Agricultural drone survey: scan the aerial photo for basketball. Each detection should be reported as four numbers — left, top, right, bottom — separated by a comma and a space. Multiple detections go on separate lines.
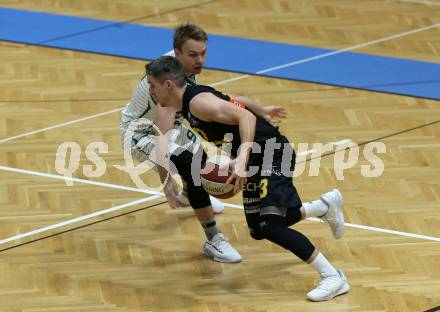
201, 155, 235, 199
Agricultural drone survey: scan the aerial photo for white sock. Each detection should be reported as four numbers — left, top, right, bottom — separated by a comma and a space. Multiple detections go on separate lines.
303, 199, 328, 218
310, 252, 338, 277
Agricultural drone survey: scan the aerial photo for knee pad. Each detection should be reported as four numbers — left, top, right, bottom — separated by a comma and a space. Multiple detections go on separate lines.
249, 218, 276, 240
260, 205, 287, 218
249, 227, 265, 240
249, 214, 286, 240
260, 215, 286, 236
260, 215, 316, 261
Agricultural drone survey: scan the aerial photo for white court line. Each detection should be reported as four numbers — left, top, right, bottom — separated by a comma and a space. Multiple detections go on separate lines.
0, 164, 244, 210
226, 203, 440, 242
212, 23, 440, 87
344, 222, 440, 242
0, 107, 124, 144
0, 164, 243, 245
1, 23, 439, 144
0, 195, 162, 245
400, 0, 440, 5
0, 165, 161, 195
1, 163, 439, 243
2, 23, 439, 245
307, 218, 440, 242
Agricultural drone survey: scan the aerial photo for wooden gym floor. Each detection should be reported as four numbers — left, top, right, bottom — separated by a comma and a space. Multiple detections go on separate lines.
0, 1, 439, 311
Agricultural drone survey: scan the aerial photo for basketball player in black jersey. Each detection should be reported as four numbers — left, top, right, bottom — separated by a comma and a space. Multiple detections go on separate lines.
148, 56, 350, 301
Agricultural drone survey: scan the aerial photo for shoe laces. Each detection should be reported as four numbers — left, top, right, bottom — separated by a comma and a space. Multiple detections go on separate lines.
320, 202, 337, 224
323, 213, 338, 225
313, 275, 340, 292
211, 233, 230, 249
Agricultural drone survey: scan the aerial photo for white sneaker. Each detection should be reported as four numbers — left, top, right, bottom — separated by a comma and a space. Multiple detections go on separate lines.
320, 189, 345, 239
203, 233, 242, 263
176, 192, 224, 214
307, 270, 350, 301
209, 196, 224, 214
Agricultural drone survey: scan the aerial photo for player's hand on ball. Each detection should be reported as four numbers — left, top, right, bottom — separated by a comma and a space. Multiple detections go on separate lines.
226, 158, 247, 194
263, 106, 287, 125
164, 176, 180, 209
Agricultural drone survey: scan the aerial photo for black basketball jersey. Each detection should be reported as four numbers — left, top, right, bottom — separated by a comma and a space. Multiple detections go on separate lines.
181, 84, 282, 157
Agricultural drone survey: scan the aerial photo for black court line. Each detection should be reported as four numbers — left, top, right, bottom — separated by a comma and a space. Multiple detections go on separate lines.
36, 0, 219, 45
204, 68, 440, 102
351, 120, 440, 147
300, 119, 440, 164
246, 79, 440, 96
2, 79, 440, 103
0, 123, 439, 254
1, 40, 438, 101
2, 40, 439, 101
1, 120, 438, 253
425, 306, 440, 312
236, 74, 440, 101
0, 200, 167, 253
0, 98, 130, 103
0, 1, 437, 102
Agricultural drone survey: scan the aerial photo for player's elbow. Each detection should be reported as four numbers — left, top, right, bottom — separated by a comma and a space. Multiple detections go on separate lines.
240, 109, 255, 121
245, 110, 256, 125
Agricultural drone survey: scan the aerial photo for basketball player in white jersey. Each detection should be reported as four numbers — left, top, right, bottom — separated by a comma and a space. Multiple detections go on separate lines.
120, 24, 290, 263
120, 24, 246, 263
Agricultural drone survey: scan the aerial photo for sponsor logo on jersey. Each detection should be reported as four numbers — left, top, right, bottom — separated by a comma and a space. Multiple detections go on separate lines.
229, 98, 246, 108
243, 197, 260, 204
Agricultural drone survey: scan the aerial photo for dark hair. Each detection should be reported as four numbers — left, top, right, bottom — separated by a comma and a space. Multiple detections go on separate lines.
145, 56, 186, 87
173, 23, 208, 50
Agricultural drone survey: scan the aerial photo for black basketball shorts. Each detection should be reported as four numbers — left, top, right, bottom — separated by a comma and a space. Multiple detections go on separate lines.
242, 135, 302, 217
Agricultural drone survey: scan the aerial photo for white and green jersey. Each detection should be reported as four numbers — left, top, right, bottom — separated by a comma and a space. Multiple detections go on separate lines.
119, 70, 199, 160
119, 73, 161, 137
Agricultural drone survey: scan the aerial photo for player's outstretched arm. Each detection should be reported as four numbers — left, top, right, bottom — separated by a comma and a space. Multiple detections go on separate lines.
230, 94, 287, 125
154, 105, 181, 208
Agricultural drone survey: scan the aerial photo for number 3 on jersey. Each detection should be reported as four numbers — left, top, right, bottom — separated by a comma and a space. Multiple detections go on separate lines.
259, 178, 268, 198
